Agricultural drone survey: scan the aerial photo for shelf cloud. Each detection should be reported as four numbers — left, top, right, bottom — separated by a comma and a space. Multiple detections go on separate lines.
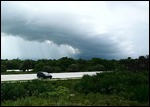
1, 1, 149, 59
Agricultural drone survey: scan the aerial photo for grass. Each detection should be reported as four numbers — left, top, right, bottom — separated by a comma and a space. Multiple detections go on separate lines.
2, 92, 145, 106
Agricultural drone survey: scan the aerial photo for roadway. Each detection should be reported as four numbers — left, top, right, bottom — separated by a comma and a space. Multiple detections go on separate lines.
1, 71, 103, 81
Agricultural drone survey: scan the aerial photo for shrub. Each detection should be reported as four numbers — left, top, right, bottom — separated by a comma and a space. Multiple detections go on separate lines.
75, 70, 149, 102
124, 85, 149, 102
1, 82, 26, 100
1, 65, 7, 72
1, 80, 55, 101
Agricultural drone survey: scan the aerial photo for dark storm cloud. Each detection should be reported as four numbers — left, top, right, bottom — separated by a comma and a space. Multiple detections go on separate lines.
1, 12, 122, 59
1, 1, 149, 59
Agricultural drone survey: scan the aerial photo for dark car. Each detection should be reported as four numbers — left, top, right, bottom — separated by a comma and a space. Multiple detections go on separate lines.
37, 72, 52, 79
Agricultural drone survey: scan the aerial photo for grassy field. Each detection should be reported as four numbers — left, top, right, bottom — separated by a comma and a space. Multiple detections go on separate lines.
1, 70, 149, 106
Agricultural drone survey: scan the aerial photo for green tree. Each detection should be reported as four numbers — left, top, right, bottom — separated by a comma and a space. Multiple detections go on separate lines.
43, 66, 52, 73
145, 55, 149, 70
138, 56, 146, 70
57, 57, 76, 71
34, 62, 45, 71
67, 64, 79, 72
53, 66, 61, 72
19, 63, 26, 72
77, 58, 86, 71
5, 61, 14, 69
92, 64, 105, 71
1, 65, 7, 72
19, 60, 32, 72
5, 59, 22, 69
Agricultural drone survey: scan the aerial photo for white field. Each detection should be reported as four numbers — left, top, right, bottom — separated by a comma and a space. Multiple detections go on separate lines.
1, 71, 103, 81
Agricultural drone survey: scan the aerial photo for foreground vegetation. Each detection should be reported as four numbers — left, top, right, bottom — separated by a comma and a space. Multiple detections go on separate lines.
1, 70, 149, 106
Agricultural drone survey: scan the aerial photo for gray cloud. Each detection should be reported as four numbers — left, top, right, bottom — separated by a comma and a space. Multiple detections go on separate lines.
1, 1, 149, 59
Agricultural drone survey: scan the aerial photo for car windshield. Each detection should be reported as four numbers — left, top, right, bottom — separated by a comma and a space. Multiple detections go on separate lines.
42, 72, 50, 76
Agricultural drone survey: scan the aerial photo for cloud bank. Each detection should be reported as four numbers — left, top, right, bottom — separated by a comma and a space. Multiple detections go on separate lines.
1, 1, 149, 59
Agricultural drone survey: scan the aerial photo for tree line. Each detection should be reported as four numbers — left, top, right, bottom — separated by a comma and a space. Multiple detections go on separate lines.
1, 55, 149, 73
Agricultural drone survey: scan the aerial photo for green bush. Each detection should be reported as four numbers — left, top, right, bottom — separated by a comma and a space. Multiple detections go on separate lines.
1, 82, 26, 100
124, 85, 149, 102
1, 80, 55, 101
75, 70, 149, 102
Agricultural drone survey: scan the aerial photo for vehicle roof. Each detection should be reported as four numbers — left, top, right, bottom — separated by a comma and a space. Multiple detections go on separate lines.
38, 72, 51, 76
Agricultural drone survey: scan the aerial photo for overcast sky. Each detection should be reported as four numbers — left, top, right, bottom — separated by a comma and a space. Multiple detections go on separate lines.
1, 1, 149, 60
